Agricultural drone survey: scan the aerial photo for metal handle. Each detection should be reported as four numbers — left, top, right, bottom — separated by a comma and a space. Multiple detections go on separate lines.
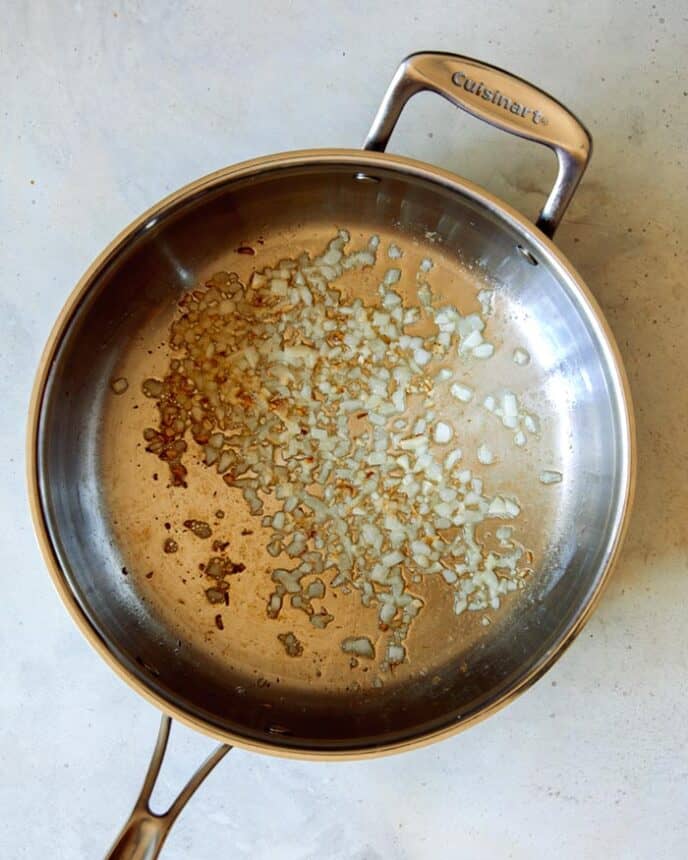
105, 715, 231, 860
364, 51, 592, 238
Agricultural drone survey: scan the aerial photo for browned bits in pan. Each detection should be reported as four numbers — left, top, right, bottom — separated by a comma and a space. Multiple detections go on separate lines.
277, 632, 303, 657
204, 556, 245, 580
204, 557, 225, 579
212, 539, 230, 552
183, 519, 212, 539
137, 233, 536, 667
163, 538, 178, 554
309, 609, 334, 629
110, 377, 129, 394
214, 614, 224, 631
205, 586, 228, 605
141, 378, 163, 399
140, 369, 196, 487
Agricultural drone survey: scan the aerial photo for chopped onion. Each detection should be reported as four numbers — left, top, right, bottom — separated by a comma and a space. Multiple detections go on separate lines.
481, 388, 541, 451
417, 283, 432, 306
523, 414, 539, 434
386, 643, 405, 664
505, 499, 520, 517
444, 448, 463, 470
472, 342, 494, 359
341, 637, 375, 659
502, 392, 518, 417
450, 382, 473, 402
110, 377, 129, 395
477, 444, 495, 465
434, 421, 453, 444
413, 347, 432, 366
513, 347, 530, 366
477, 288, 494, 316
460, 329, 483, 352
142, 229, 531, 668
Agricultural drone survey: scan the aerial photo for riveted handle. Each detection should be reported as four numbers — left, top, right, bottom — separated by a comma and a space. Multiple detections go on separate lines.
364, 51, 592, 238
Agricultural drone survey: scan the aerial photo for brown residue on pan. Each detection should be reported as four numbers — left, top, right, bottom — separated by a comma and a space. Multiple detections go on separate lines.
183, 519, 212, 539
212, 539, 230, 552
205, 585, 228, 604
278, 632, 303, 657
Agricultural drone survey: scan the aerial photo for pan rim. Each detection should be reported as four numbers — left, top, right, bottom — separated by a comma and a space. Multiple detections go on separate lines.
26, 148, 636, 759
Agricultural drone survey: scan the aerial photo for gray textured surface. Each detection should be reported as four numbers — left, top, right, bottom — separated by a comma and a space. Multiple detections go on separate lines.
2, 1, 687, 858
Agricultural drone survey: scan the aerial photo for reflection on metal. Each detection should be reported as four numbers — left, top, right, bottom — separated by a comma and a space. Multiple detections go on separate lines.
353, 172, 381, 183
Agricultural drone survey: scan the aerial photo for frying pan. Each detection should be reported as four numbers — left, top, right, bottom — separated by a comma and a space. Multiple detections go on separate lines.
28, 52, 635, 858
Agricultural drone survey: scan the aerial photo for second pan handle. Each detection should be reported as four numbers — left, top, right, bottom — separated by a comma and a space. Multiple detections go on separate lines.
363, 51, 592, 238
105, 715, 231, 860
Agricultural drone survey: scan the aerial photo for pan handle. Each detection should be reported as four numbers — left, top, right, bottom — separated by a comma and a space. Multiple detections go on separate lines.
105, 715, 231, 860
363, 51, 591, 238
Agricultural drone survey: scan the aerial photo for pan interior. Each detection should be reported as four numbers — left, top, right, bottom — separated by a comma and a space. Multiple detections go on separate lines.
36, 157, 629, 753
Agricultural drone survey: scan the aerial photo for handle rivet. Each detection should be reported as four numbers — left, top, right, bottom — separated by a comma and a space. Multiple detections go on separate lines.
517, 244, 539, 266
353, 172, 381, 184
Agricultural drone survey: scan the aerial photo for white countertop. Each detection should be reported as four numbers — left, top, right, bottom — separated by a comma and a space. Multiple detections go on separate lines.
2, 2, 687, 857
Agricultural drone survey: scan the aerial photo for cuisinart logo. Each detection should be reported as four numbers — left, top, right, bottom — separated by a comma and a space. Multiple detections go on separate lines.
452, 70, 548, 124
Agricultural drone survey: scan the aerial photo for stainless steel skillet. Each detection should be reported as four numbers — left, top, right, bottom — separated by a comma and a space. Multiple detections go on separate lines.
28, 52, 635, 858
